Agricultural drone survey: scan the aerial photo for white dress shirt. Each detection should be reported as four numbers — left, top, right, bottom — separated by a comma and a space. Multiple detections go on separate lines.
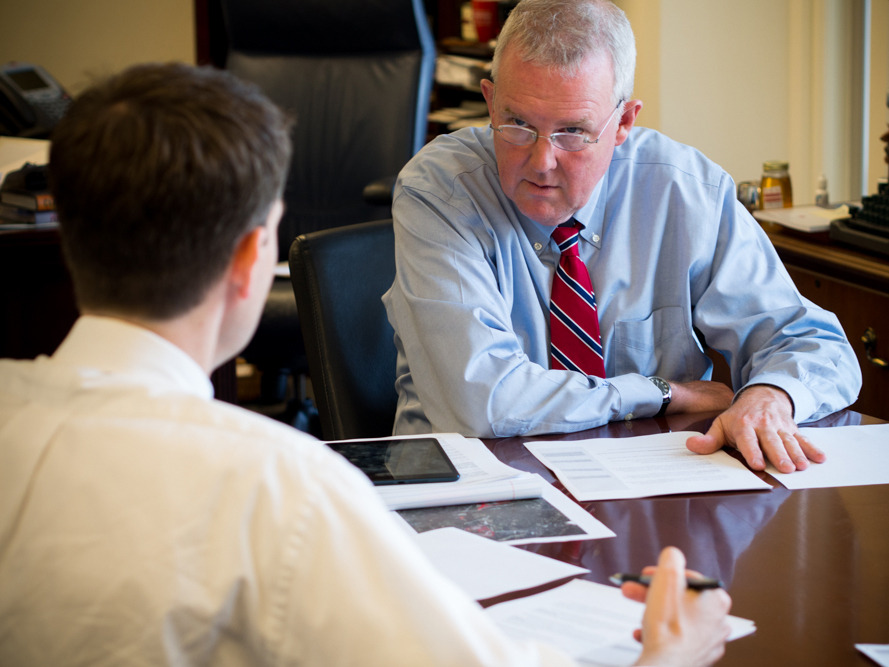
0, 316, 572, 666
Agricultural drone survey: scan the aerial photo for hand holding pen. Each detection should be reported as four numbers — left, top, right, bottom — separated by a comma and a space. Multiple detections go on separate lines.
616, 547, 733, 667
610, 572, 724, 591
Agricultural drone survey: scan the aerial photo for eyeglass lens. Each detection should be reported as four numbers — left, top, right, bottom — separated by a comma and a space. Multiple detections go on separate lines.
498, 127, 587, 151
493, 100, 623, 152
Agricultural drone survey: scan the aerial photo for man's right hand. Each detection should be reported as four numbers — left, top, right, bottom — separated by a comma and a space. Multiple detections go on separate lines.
666, 380, 734, 415
622, 547, 732, 667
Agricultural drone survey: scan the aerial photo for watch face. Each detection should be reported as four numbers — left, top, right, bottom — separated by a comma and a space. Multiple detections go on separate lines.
649, 376, 670, 397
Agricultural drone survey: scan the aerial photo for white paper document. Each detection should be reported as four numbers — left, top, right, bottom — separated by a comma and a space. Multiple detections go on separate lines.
767, 424, 889, 489
413, 527, 589, 601
486, 578, 756, 667
857, 644, 889, 666
524, 432, 770, 501
327, 433, 545, 510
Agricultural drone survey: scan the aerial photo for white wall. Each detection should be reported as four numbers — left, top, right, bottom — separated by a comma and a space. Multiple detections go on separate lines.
663, 0, 790, 187
618, 0, 889, 203
0, 1, 195, 96
620, 0, 790, 187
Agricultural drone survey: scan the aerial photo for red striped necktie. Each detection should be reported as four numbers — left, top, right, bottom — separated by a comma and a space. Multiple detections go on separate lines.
549, 222, 606, 377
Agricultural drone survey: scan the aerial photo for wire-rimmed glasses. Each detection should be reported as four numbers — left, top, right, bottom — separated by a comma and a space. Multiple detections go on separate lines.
491, 100, 624, 152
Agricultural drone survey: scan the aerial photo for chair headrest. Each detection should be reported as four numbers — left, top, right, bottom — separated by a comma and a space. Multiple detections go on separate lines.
222, 0, 430, 55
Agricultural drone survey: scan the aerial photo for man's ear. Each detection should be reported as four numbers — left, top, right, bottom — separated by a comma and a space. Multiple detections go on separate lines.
481, 78, 495, 118
614, 99, 643, 147
229, 226, 264, 300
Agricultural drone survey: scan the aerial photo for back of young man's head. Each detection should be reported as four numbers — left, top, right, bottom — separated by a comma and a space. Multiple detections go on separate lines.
49, 63, 292, 320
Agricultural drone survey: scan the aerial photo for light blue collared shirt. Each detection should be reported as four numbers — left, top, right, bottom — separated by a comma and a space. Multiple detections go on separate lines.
382, 126, 861, 437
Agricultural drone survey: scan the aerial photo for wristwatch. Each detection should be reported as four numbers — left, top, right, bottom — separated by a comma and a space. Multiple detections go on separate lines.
648, 376, 672, 418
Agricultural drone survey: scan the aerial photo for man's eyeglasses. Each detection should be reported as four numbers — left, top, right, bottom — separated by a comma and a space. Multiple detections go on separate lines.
491, 100, 624, 152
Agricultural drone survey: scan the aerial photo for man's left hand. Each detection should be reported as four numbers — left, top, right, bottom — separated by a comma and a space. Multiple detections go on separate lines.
685, 385, 826, 473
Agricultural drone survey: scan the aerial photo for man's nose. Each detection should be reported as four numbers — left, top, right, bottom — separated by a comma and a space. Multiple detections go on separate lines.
527, 135, 559, 172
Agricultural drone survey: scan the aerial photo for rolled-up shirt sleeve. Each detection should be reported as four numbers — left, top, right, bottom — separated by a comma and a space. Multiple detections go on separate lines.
692, 174, 861, 423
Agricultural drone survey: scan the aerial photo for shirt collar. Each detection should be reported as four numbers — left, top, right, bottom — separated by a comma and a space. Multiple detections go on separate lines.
52, 315, 215, 399
572, 175, 606, 242
523, 175, 607, 257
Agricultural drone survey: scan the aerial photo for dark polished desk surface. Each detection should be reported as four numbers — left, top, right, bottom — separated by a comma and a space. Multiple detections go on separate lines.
483, 410, 888, 667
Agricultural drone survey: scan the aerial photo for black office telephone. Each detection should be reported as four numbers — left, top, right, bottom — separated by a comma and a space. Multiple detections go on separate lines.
0, 62, 71, 138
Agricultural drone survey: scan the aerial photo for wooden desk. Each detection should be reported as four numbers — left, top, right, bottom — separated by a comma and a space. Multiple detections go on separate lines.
483, 410, 888, 666
760, 222, 889, 421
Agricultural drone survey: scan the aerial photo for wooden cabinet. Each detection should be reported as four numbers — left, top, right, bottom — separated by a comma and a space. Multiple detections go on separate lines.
761, 223, 889, 421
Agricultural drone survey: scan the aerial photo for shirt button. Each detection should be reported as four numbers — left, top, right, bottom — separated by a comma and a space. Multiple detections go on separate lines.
625, 413, 634, 421
592, 234, 600, 243
534, 242, 543, 251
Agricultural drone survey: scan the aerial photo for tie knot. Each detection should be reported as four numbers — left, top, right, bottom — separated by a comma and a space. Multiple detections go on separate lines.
552, 224, 580, 254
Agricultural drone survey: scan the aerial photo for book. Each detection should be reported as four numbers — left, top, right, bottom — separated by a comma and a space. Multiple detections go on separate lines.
0, 202, 58, 224
0, 189, 54, 211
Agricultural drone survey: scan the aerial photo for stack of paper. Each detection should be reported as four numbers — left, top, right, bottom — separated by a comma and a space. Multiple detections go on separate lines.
434, 54, 490, 91
413, 521, 755, 665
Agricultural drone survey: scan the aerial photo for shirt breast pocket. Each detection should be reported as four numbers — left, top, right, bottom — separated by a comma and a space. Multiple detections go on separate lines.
612, 306, 710, 380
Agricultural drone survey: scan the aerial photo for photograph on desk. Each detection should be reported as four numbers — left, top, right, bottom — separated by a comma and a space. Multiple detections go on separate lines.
398, 495, 592, 544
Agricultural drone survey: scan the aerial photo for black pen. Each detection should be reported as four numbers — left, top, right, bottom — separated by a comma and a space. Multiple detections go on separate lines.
609, 572, 724, 591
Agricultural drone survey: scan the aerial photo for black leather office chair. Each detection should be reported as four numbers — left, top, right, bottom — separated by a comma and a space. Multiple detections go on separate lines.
289, 220, 397, 441
219, 0, 434, 424
221, 0, 434, 240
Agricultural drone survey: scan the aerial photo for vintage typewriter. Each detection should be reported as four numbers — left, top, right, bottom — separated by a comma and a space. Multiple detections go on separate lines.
830, 112, 889, 257
830, 181, 889, 257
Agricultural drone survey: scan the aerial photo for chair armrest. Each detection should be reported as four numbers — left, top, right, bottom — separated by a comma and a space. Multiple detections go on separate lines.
362, 175, 397, 206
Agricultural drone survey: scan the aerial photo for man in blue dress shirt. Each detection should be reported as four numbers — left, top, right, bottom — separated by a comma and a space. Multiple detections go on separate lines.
383, 0, 861, 473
